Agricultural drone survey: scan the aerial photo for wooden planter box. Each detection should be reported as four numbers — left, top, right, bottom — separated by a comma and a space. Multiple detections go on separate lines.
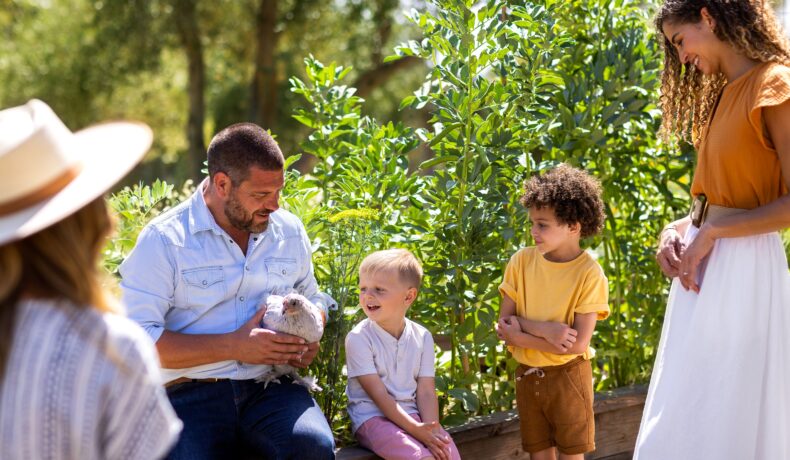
336, 385, 647, 460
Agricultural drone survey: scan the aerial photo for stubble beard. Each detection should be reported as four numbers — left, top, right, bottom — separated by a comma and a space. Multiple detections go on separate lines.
225, 193, 269, 234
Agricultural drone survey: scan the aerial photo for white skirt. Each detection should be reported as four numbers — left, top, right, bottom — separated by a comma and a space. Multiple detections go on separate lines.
634, 226, 790, 460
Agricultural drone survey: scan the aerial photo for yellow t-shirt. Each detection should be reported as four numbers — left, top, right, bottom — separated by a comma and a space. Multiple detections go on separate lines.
498, 247, 610, 367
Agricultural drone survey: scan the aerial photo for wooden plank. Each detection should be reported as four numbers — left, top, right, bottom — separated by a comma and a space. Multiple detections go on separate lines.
336, 385, 648, 460
336, 446, 378, 460
593, 385, 648, 413
591, 404, 643, 458
456, 430, 529, 459
449, 411, 527, 459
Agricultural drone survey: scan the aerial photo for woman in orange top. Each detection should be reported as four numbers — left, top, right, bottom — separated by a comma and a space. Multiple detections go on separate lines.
635, 1, 790, 459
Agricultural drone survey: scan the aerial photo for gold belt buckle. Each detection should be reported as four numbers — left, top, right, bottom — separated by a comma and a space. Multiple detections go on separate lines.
690, 194, 708, 227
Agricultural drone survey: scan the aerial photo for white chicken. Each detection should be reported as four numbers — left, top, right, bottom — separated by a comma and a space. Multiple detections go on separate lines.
254, 292, 324, 392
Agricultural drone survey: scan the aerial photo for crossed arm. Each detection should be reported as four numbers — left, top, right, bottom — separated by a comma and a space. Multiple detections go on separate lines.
496, 293, 597, 355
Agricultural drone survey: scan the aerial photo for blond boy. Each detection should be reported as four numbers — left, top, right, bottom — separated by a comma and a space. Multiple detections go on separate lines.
345, 249, 461, 460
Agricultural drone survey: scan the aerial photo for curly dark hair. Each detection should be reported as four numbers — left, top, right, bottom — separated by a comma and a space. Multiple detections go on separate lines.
655, 0, 790, 145
520, 164, 606, 238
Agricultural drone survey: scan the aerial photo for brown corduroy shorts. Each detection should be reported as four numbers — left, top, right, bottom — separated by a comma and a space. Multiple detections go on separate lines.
514, 356, 595, 455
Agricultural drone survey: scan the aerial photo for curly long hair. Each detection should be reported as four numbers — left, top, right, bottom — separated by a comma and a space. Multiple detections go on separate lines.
655, 0, 790, 145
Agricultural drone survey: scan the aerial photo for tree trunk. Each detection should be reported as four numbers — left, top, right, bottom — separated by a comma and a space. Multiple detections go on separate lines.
174, 0, 206, 181
353, 56, 423, 98
354, 0, 423, 98
251, 0, 279, 130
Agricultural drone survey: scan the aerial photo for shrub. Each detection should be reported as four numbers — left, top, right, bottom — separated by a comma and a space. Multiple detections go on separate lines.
107, 0, 777, 442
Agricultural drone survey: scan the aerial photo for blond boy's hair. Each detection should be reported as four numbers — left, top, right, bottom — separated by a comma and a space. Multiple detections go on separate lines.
359, 249, 423, 289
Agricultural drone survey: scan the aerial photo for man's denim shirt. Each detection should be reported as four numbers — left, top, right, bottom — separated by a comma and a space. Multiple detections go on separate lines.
120, 181, 333, 383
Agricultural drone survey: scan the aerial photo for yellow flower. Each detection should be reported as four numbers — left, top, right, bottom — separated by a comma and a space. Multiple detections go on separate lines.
327, 208, 380, 223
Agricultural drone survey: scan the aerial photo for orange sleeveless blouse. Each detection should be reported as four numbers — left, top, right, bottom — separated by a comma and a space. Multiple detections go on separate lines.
691, 62, 790, 209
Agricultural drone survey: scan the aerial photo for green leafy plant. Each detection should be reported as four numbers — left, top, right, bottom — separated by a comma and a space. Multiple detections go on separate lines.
104, 180, 189, 276
285, 57, 424, 439
399, 0, 590, 423
102, 0, 726, 442
309, 208, 384, 444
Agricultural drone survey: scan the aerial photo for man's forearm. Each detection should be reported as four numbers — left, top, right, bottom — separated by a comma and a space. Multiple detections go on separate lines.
156, 330, 237, 369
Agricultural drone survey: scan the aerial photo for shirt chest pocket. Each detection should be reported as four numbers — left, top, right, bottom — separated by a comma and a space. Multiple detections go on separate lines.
265, 258, 298, 292
181, 267, 227, 312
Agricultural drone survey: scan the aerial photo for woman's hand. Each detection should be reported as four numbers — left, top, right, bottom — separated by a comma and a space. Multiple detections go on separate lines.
656, 226, 685, 278
678, 225, 715, 293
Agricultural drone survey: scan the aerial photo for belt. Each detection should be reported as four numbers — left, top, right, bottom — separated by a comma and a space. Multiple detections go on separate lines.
515, 356, 585, 381
164, 377, 230, 389
690, 194, 746, 228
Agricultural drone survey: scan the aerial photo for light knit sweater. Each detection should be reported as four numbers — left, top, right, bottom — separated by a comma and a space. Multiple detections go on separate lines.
0, 299, 182, 459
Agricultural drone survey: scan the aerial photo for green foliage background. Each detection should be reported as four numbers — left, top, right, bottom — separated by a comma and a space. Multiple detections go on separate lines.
98, 0, 788, 444
0, 0, 429, 181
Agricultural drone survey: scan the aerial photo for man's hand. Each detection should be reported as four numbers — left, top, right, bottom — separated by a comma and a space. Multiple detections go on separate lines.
232, 307, 309, 365
410, 421, 451, 460
537, 321, 577, 353
656, 227, 685, 278
288, 341, 319, 368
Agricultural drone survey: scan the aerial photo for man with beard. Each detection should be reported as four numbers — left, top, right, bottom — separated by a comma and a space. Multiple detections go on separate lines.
120, 123, 336, 460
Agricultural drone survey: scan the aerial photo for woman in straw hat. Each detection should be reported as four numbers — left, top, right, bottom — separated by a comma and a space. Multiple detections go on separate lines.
0, 100, 181, 459
635, 1, 790, 459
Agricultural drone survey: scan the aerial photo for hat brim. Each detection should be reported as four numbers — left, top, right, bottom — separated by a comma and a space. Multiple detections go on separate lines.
0, 121, 153, 246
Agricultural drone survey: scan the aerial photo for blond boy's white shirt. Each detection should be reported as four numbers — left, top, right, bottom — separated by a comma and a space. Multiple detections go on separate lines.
345, 318, 435, 433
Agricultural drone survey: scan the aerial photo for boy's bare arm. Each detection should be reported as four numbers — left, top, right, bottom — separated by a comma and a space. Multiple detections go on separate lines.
562, 312, 597, 355
513, 316, 578, 348
415, 377, 452, 460
497, 317, 569, 354
499, 294, 577, 352
357, 374, 451, 459
415, 377, 441, 424
499, 293, 517, 319
356, 374, 418, 431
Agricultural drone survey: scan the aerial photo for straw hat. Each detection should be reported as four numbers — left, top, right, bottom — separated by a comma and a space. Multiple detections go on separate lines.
0, 99, 152, 246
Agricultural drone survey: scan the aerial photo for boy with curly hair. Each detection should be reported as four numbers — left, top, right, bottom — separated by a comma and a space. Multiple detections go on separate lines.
496, 164, 610, 460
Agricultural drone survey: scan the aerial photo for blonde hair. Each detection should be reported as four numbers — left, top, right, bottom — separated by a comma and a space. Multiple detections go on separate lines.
359, 249, 423, 290
0, 198, 116, 380
655, 0, 790, 145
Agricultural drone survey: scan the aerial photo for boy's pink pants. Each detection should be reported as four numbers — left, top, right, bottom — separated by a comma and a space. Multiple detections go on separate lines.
355, 412, 462, 460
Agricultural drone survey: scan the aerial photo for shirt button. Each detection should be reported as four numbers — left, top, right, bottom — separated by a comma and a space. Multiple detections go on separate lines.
239, 297, 245, 302
202, 280, 208, 286
245, 266, 250, 271
281, 269, 286, 275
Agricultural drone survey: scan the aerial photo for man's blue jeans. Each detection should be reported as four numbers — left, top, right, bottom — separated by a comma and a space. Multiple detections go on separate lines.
165, 378, 335, 460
